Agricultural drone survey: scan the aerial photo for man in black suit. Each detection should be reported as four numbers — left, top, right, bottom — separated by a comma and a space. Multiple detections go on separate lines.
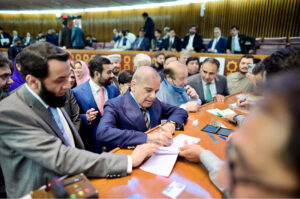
59, 20, 72, 49
226, 25, 255, 54
182, 25, 203, 52
142, 12, 155, 41
188, 58, 229, 104
132, 28, 151, 51
164, 28, 182, 52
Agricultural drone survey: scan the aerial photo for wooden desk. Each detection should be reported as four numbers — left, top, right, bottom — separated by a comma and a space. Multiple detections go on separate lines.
91, 93, 243, 198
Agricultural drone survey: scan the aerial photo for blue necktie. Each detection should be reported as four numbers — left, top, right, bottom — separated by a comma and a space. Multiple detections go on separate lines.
49, 107, 71, 146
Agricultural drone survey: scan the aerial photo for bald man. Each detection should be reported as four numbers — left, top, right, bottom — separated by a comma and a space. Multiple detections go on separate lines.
156, 61, 201, 112
96, 66, 188, 149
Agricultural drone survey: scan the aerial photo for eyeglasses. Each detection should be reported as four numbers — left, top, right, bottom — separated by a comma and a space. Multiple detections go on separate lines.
226, 142, 300, 197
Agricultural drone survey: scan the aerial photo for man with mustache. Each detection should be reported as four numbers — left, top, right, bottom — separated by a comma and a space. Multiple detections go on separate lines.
72, 56, 119, 153
0, 42, 158, 198
227, 54, 255, 94
97, 66, 188, 149
0, 55, 13, 101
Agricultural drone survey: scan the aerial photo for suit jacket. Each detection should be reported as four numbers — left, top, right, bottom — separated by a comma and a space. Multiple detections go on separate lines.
59, 27, 72, 49
182, 33, 203, 52
0, 32, 12, 48
143, 17, 155, 40
0, 85, 127, 198
63, 89, 81, 132
206, 37, 227, 53
96, 90, 188, 148
71, 27, 85, 49
225, 34, 255, 54
164, 36, 182, 52
72, 80, 119, 153
132, 37, 151, 51
188, 74, 230, 104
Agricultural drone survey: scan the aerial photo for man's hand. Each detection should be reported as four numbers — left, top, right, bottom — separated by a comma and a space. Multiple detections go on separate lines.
163, 122, 176, 134
215, 94, 225, 102
147, 131, 172, 146
224, 114, 237, 123
131, 143, 159, 167
86, 108, 98, 122
236, 97, 251, 108
186, 85, 198, 99
179, 143, 205, 163
185, 101, 201, 112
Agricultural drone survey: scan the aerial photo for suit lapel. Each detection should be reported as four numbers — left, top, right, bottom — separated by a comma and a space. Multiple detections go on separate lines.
122, 91, 147, 132
215, 76, 222, 94
197, 75, 205, 103
148, 105, 158, 129
19, 86, 69, 146
83, 82, 99, 112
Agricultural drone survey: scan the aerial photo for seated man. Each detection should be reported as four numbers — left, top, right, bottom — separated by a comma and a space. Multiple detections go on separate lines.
97, 66, 188, 148
206, 27, 227, 53
132, 28, 151, 51
157, 61, 201, 112
179, 71, 300, 197
182, 24, 203, 52
186, 56, 200, 76
0, 42, 157, 198
133, 53, 152, 68
227, 54, 255, 94
72, 57, 119, 153
188, 58, 229, 104
164, 28, 182, 52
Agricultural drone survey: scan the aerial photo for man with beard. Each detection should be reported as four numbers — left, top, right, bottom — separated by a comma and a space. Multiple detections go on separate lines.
72, 56, 119, 153
227, 55, 255, 94
0, 55, 13, 101
96, 66, 188, 149
151, 52, 164, 77
107, 54, 121, 89
182, 25, 203, 53
0, 42, 158, 198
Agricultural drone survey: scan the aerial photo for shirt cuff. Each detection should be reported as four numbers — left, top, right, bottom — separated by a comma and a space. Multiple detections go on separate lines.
127, 155, 132, 174
179, 104, 187, 111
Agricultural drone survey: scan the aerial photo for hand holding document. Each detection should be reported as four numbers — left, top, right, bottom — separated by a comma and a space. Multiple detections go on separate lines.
140, 134, 200, 177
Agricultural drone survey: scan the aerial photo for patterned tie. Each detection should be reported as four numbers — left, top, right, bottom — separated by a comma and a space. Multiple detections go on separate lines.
49, 107, 71, 146
99, 87, 106, 115
205, 83, 213, 102
141, 108, 150, 130
231, 37, 235, 53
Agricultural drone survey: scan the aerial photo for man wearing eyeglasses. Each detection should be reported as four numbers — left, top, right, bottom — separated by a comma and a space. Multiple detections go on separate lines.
0, 55, 13, 101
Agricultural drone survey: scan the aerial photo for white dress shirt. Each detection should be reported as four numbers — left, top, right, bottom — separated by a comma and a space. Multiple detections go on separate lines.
89, 79, 108, 111
186, 34, 195, 51
202, 79, 217, 100
211, 36, 221, 52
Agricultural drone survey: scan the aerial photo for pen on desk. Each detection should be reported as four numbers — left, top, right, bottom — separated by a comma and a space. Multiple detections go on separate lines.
241, 94, 249, 103
219, 135, 227, 140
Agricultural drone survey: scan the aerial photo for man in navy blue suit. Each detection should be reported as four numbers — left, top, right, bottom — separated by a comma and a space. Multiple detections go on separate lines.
206, 27, 227, 53
97, 66, 188, 149
132, 28, 151, 51
72, 57, 119, 153
142, 12, 155, 41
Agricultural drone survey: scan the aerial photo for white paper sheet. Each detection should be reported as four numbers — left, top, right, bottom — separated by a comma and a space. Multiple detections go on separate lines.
140, 134, 200, 177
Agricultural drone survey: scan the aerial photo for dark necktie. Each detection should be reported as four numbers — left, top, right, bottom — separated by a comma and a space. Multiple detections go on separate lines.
140, 108, 150, 130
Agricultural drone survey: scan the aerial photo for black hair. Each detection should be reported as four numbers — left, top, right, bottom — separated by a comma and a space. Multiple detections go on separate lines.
186, 57, 200, 66
170, 28, 176, 32
155, 29, 162, 34
118, 70, 134, 84
89, 57, 111, 78
121, 30, 127, 36
0, 54, 12, 70
165, 55, 178, 62
239, 54, 254, 62
142, 12, 148, 17
154, 52, 165, 58
190, 24, 198, 30
231, 25, 239, 30
18, 42, 69, 79
163, 67, 175, 79
202, 58, 220, 69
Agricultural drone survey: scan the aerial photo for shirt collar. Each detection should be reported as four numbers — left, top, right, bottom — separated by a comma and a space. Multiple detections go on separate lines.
130, 91, 142, 109
233, 34, 238, 39
25, 83, 49, 109
89, 78, 104, 93
202, 78, 216, 86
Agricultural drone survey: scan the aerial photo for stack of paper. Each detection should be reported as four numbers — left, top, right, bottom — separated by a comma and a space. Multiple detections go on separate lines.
140, 134, 200, 177
206, 108, 236, 117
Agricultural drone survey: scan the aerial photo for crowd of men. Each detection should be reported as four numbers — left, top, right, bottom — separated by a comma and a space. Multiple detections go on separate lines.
0, 12, 300, 199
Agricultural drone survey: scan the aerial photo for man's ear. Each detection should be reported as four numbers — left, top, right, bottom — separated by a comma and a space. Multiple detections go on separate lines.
166, 74, 173, 84
26, 75, 40, 90
131, 80, 136, 93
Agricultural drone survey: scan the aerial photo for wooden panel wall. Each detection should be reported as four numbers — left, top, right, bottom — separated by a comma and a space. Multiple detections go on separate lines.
0, 0, 299, 41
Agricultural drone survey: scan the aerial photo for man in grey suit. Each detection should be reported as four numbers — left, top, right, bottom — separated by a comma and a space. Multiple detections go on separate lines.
188, 58, 229, 104
0, 42, 158, 198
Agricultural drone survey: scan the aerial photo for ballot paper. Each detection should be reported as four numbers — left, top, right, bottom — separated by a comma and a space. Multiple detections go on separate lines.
140, 134, 200, 177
